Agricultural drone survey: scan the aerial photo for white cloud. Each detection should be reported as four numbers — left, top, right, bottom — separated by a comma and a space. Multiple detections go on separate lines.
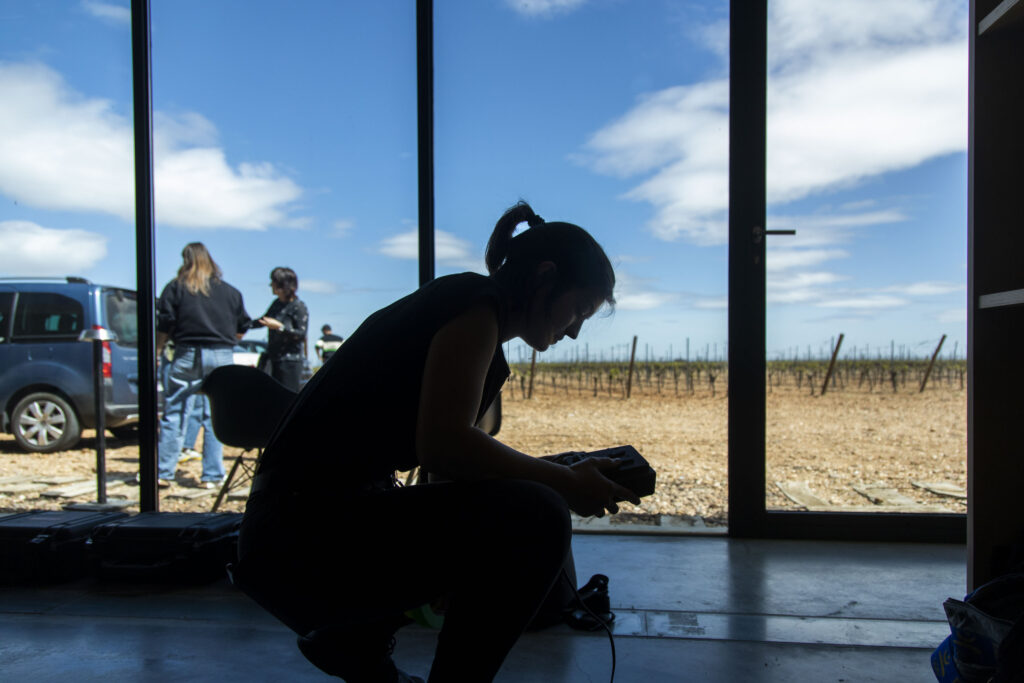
0, 61, 303, 230
504, 0, 587, 17
378, 231, 419, 260
694, 297, 727, 309
815, 294, 908, 309
153, 110, 219, 148
0, 220, 107, 275
768, 271, 848, 303
610, 270, 678, 311
579, 0, 966, 246
332, 219, 355, 238
82, 1, 130, 24
936, 307, 966, 323
885, 280, 964, 296
615, 291, 675, 311
300, 279, 337, 295
615, 276, 676, 311
766, 248, 848, 272
378, 229, 483, 270
768, 277, 962, 311
154, 149, 302, 229
767, 209, 907, 247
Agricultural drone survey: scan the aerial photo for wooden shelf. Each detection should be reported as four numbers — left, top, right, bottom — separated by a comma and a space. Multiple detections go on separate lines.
979, 0, 1024, 35
979, 288, 1024, 309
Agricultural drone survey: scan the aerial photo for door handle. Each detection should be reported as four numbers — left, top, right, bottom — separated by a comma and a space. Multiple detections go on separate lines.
752, 226, 797, 243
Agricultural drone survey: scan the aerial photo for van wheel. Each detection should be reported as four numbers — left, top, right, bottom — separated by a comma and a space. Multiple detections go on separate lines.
12, 393, 81, 453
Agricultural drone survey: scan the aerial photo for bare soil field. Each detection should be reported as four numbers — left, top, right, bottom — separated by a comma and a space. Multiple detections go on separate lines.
0, 384, 966, 525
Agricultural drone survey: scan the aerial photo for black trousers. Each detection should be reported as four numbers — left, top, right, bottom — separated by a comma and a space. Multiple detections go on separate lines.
236, 478, 572, 682
269, 358, 303, 392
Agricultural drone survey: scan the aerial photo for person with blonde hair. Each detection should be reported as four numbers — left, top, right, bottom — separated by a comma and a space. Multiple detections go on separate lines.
156, 242, 251, 488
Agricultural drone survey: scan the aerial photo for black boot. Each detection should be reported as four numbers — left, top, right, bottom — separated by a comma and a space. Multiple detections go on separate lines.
564, 574, 615, 631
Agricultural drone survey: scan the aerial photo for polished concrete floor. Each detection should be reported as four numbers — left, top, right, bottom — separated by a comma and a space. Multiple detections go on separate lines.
0, 533, 963, 682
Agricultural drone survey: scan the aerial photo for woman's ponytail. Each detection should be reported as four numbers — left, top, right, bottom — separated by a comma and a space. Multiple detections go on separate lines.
485, 201, 542, 274
486, 199, 615, 311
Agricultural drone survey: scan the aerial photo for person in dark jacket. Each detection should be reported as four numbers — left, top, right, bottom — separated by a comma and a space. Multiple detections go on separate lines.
156, 243, 251, 488
256, 267, 309, 392
235, 202, 638, 682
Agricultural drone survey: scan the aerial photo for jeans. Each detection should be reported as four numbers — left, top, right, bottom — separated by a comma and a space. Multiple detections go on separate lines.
158, 346, 233, 482
182, 393, 208, 451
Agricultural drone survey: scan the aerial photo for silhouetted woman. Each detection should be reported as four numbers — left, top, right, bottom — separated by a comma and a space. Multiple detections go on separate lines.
236, 202, 637, 682
256, 266, 309, 392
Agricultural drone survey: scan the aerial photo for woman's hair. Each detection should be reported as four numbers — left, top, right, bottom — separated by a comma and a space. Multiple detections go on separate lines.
485, 201, 615, 310
176, 242, 222, 296
270, 266, 299, 300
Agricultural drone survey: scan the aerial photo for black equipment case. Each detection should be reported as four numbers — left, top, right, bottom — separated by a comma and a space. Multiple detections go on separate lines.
88, 512, 242, 583
0, 509, 130, 582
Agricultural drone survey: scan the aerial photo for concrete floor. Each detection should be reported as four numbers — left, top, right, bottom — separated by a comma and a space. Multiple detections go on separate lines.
0, 533, 963, 682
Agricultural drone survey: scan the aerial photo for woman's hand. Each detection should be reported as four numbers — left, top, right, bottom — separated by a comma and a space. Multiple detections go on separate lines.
259, 316, 284, 331
561, 457, 641, 518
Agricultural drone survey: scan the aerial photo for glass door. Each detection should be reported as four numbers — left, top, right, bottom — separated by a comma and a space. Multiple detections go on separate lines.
148, 1, 418, 506
729, 0, 966, 541
434, 1, 731, 529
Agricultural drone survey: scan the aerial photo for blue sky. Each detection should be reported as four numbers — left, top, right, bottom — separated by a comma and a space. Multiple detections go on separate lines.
0, 0, 968, 364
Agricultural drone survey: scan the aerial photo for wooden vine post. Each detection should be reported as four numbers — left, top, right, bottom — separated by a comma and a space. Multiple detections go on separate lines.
820, 333, 844, 396
527, 348, 537, 399
625, 335, 638, 398
919, 334, 947, 393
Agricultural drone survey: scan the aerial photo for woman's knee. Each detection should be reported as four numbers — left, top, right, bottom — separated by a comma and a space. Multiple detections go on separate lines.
482, 479, 571, 555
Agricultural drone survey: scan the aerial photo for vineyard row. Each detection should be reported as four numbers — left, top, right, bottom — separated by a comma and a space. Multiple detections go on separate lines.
504, 358, 967, 399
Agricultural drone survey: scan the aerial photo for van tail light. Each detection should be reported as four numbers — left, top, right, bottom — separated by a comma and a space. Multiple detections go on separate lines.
92, 325, 113, 380
102, 341, 112, 379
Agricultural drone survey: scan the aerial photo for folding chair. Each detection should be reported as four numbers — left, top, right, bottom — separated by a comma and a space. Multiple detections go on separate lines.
200, 365, 297, 512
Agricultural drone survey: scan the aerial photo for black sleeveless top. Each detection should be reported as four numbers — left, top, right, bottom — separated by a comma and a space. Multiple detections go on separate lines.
256, 273, 510, 489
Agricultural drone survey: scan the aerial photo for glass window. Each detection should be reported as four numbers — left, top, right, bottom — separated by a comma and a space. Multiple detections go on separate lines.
149, 2, 417, 507
435, 2, 731, 526
12, 293, 85, 341
105, 289, 138, 347
150, 1, 418, 360
0, 292, 13, 341
764, 0, 967, 516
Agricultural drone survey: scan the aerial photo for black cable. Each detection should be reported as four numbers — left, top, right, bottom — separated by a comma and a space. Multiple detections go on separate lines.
562, 571, 616, 683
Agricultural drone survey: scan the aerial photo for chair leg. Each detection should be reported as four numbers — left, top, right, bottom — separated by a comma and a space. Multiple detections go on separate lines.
212, 454, 245, 512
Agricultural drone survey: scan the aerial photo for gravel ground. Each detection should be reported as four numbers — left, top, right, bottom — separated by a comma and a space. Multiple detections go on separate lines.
501, 384, 966, 525
0, 384, 966, 525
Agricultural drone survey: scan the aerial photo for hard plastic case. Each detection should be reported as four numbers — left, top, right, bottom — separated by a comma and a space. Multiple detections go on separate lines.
0, 509, 130, 582
89, 511, 242, 583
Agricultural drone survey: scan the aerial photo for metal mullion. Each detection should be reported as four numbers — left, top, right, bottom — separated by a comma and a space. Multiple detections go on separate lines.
417, 0, 435, 288
727, 0, 768, 537
131, 0, 158, 512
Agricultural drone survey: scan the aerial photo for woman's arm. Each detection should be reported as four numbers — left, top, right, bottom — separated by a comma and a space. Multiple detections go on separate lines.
284, 300, 308, 340
260, 300, 308, 341
415, 303, 638, 517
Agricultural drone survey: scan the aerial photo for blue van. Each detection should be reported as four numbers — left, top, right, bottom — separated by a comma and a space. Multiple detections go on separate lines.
0, 277, 139, 452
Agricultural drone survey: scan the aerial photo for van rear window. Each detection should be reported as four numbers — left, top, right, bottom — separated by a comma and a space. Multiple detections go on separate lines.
12, 293, 85, 341
105, 290, 138, 347
0, 292, 12, 342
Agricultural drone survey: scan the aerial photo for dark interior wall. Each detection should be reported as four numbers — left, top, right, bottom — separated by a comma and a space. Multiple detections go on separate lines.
967, 0, 1024, 589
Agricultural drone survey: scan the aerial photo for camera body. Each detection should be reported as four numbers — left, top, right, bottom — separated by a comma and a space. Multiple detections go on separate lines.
544, 445, 656, 501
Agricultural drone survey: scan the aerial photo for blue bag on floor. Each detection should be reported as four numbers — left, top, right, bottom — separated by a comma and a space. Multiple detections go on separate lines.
931, 573, 1024, 683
